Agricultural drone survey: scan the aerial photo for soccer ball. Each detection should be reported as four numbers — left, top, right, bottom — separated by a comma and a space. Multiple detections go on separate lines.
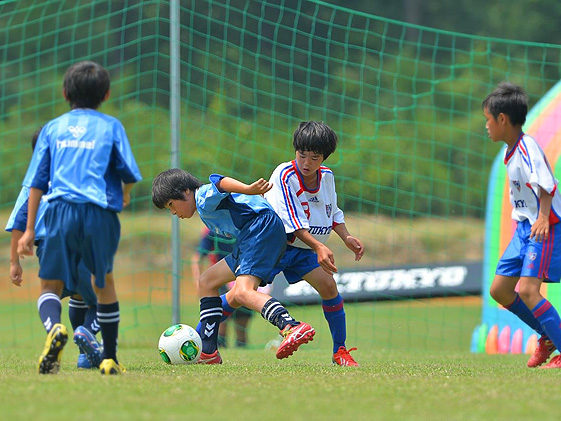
158, 324, 202, 364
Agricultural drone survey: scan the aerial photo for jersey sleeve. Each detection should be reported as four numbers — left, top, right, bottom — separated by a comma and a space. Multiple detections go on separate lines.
112, 121, 142, 184
266, 164, 310, 233
23, 127, 51, 192
4, 187, 30, 232
196, 174, 230, 213
525, 138, 557, 196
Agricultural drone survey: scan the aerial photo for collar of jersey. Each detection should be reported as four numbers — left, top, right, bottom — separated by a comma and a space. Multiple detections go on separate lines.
291, 160, 321, 193
504, 132, 525, 164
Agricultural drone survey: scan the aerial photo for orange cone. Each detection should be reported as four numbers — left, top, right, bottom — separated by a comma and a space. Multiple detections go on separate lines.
525, 334, 538, 355
485, 325, 499, 354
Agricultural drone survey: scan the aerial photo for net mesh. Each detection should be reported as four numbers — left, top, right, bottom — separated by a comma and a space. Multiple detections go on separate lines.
1, 0, 561, 351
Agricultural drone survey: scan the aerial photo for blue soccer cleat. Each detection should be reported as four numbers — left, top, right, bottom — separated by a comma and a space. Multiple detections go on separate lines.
77, 353, 93, 369
73, 326, 102, 369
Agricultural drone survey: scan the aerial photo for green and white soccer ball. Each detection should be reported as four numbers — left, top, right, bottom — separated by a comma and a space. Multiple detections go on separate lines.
158, 324, 202, 364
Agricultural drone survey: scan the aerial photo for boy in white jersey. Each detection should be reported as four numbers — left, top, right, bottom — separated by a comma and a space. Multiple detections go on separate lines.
485, 82, 561, 369
222, 121, 364, 366
18, 61, 142, 375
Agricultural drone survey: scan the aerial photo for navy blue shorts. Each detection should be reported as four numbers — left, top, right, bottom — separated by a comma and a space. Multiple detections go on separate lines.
224, 209, 286, 285
496, 219, 561, 282
268, 245, 319, 284
36, 240, 97, 306
38, 200, 120, 291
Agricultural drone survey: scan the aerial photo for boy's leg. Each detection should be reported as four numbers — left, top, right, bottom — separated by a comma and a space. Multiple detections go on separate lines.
234, 275, 315, 359
233, 309, 252, 348
303, 267, 358, 366
94, 273, 125, 374
490, 274, 552, 366
490, 275, 545, 334
304, 268, 347, 351
37, 280, 68, 374
197, 260, 236, 363
68, 294, 88, 331
517, 276, 561, 368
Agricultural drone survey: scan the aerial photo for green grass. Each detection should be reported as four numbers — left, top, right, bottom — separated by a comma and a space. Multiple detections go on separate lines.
1, 299, 559, 420
1, 347, 559, 420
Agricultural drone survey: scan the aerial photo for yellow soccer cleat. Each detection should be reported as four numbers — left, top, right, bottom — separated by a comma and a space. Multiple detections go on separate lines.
38, 323, 68, 374
99, 358, 126, 375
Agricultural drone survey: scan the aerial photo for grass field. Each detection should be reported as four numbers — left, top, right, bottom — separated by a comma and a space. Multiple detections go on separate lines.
2, 298, 560, 420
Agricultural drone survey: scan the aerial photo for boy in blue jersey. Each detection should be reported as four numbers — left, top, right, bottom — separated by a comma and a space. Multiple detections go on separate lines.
485, 82, 561, 369
17, 61, 142, 375
6, 128, 102, 370
152, 168, 315, 363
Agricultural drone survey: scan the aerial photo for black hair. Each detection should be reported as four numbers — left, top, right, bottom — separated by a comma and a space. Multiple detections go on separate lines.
63, 61, 110, 109
482, 82, 528, 126
152, 168, 203, 209
31, 126, 43, 151
292, 121, 338, 160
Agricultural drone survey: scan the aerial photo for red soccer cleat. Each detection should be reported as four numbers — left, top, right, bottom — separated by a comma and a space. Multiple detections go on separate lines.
197, 350, 223, 364
527, 336, 556, 368
276, 322, 315, 359
540, 354, 561, 369
332, 346, 359, 367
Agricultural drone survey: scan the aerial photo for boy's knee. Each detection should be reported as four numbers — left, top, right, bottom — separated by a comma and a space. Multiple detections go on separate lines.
317, 280, 339, 300
517, 280, 540, 304
489, 282, 512, 306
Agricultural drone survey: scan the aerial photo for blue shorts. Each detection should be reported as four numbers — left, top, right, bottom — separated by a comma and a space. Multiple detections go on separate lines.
224, 209, 286, 285
38, 200, 120, 291
268, 245, 320, 284
496, 219, 561, 282
36, 240, 97, 306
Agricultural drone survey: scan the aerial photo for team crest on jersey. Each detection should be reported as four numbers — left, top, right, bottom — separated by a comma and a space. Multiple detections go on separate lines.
512, 180, 521, 192
528, 252, 537, 261
309, 196, 319, 202
325, 204, 332, 218
68, 125, 86, 138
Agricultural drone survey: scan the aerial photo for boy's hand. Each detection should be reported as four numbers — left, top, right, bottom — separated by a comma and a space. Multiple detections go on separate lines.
246, 178, 273, 195
530, 216, 550, 243
344, 236, 364, 261
316, 243, 338, 275
123, 191, 131, 208
10, 263, 23, 286
17, 231, 35, 257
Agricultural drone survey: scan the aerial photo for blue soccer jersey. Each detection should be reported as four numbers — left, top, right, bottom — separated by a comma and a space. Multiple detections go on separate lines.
4, 186, 48, 240
23, 109, 142, 212
195, 174, 274, 238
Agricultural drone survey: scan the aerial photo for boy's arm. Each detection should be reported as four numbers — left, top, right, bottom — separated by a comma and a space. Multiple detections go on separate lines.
216, 177, 272, 195
333, 223, 364, 261
17, 187, 43, 257
9, 230, 24, 286
530, 187, 553, 242
123, 182, 135, 208
293, 229, 338, 275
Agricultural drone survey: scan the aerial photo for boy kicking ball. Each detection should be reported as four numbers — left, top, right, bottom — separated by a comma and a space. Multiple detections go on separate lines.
152, 169, 315, 363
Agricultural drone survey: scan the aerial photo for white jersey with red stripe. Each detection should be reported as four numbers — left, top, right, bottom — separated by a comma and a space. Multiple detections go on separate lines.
265, 160, 345, 249
505, 133, 561, 225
